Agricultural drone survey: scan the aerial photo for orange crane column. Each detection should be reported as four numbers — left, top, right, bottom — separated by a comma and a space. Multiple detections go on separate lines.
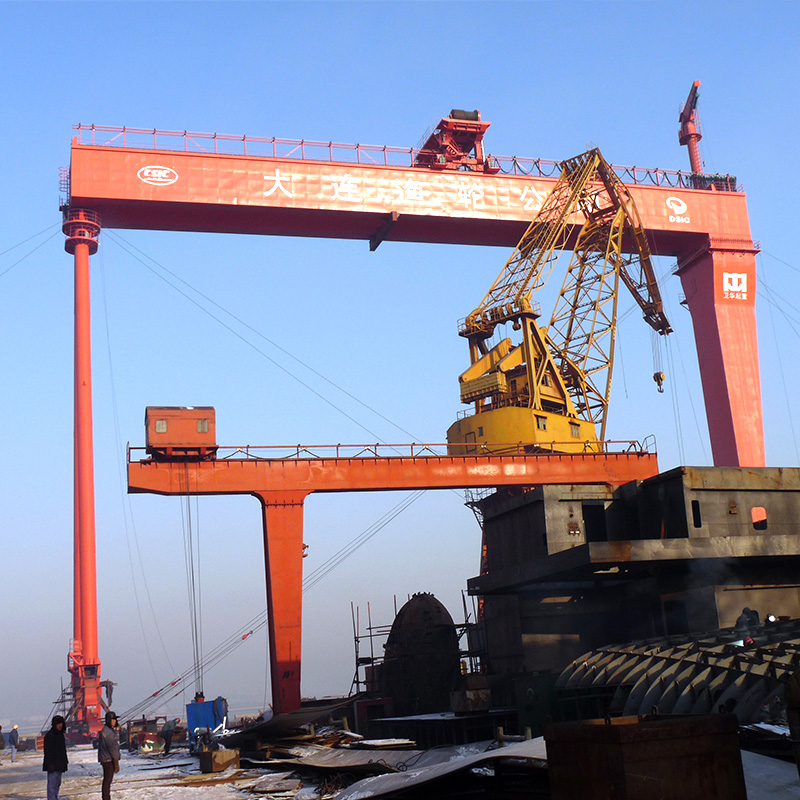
63, 209, 103, 733
676, 238, 765, 467
255, 490, 310, 716
679, 80, 704, 174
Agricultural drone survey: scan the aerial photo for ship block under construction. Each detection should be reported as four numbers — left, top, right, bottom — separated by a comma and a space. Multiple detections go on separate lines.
469, 467, 800, 688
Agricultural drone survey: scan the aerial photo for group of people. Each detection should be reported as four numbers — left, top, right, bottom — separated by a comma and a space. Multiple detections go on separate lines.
0, 723, 20, 762
43, 711, 121, 800
40, 711, 181, 799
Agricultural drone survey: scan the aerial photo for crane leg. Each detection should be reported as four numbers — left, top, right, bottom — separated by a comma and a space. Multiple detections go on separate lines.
676, 238, 764, 467
64, 209, 104, 736
256, 491, 309, 716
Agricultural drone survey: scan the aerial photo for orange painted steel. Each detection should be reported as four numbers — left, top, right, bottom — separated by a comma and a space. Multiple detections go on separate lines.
63, 209, 104, 735
67, 142, 754, 250
677, 239, 764, 467
128, 449, 659, 495
128, 446, 659, 714
67, 128, 764, 468
679, 81, 703, 174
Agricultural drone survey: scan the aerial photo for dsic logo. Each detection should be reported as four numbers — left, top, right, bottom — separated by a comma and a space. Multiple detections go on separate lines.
665, 196, 689, 224
137, 165, 178, 186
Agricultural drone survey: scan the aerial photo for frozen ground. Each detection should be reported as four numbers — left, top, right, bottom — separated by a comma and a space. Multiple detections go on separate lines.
0, 744, 251, 799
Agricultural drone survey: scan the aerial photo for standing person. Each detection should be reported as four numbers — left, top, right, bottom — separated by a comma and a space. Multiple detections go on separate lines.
0, 724, 4, 763
42, 715, 68, 800
160, 717, 180, 756
9, 725, 19, 762
97, 711, 121, 800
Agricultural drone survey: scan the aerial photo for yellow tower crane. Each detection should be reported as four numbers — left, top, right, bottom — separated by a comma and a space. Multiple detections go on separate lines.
447, 148, 672, 455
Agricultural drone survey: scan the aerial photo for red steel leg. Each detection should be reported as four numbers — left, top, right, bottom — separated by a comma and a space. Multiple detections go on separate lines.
677, 238, 764, 467
64, 209, 103, 735
255, 490, 310, 715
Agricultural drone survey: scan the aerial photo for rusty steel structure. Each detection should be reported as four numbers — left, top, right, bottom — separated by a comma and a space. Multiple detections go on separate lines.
557, 618, 800, 724
466, 465, 800, 713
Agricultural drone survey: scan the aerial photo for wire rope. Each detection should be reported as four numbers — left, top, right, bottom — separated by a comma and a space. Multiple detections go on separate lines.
664, 336, 685, 464
0, 229, 61, 279
97, 251, 163, 687
760, 249, 800, 276
0, 221, 61, 258
118, 488, 427, 720
180, 489, 204, 697
758, 281, 800, 337
303, 490, 427, 591
759, 256, 800, 463
105, 230, 422, 443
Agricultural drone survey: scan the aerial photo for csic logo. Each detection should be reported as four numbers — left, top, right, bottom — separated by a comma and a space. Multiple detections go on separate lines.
665, 196, 690, 224
137, 165, 179, 186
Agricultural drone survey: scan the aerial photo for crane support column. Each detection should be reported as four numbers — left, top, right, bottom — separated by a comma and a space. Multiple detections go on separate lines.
676, 236, 765, 467
255, 490, 309, 716
63, 208, 104, 735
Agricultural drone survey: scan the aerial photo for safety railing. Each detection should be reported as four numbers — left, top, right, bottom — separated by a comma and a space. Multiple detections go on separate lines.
73, 124, 740, 192
127, 438, 655, 462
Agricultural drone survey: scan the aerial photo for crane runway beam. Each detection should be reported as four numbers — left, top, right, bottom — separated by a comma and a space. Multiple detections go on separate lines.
128, 446, 659, 715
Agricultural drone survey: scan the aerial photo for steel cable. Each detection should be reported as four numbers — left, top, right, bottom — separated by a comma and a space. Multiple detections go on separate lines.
118, 488, 428, 720
0, 229, 61, 279
97, 251, 170, 687
104, 230, 422, 444
759, 256, 800, 462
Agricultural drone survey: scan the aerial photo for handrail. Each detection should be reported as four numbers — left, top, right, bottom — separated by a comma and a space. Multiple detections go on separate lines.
72, 124, 738, 192
128, 438, 656, 462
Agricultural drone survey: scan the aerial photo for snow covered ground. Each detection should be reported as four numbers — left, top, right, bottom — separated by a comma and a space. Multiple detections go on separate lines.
0, 745, 249, 799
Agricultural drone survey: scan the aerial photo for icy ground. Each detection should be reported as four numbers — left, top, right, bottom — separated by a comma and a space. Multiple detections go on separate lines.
0, 744, 249, 799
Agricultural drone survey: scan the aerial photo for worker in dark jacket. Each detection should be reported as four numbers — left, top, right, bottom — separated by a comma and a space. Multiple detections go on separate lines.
9, 725, 19, 762
160, 717, 180, 756
97, 711, 121, 800
42, 715, 68, 800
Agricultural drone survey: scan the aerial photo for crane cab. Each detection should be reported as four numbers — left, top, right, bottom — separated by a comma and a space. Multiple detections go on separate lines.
145, 406, 217, 461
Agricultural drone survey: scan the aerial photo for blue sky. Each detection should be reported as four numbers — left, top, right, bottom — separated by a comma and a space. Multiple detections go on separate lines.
2, 1, 800, 728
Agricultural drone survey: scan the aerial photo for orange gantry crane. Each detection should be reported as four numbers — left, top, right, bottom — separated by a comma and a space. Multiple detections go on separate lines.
129, 407, 659, 716
62, 85, 763, 729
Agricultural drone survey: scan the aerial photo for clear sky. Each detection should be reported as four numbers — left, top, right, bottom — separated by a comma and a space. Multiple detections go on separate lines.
2, 0, 800, 730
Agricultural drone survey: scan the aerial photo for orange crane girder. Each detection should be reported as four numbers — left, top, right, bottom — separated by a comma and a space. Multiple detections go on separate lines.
128, 448, 659, 714
68, 138, 764, 467
69, 143, 754, 248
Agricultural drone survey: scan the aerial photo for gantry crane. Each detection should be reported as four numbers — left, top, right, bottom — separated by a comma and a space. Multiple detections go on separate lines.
447, 148, 672, 454
61, 87, 763, 725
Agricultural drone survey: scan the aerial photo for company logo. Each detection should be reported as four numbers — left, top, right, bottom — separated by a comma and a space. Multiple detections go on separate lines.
666, 196, 690, 224
722, 272, 748, 300
137, 165, 178, 186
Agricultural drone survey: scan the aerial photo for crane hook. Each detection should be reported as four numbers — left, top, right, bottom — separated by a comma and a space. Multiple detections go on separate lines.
653, 371, 665, 393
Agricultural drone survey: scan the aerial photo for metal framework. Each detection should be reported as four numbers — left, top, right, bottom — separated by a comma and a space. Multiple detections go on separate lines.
457, 149, 672, 442
69, 123, 727, 189
63, 99, 764, 727
65, 118, 763, 466
128, 441, 659, 715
